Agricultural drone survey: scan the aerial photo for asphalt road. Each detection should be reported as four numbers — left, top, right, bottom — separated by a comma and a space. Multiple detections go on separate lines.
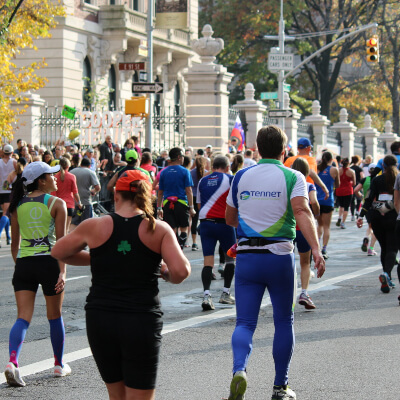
0, 215, 399, 399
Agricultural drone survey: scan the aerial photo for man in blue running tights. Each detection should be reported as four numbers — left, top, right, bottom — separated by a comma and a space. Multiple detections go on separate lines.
225, 126, 325, 400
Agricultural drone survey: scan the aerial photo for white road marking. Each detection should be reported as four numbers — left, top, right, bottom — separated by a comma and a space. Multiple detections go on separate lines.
0, 264, 381, 385
65, 276, 89, 282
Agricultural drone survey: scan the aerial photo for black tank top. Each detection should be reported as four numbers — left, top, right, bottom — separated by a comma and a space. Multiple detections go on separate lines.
86, 213, 162, 315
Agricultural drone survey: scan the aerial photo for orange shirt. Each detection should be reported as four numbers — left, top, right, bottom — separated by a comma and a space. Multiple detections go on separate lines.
284, 155, 317, 184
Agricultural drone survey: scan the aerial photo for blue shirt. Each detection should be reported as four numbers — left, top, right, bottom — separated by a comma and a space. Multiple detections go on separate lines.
159, 165, 193, 203
316, 165, 335, 207
376, 154, 400, 171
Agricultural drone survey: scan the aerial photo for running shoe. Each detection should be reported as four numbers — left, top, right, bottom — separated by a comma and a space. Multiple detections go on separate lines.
351, 215, 355, 221
6, 238, 11, 245
321, 249, 329, 260
54, 363, 71, 377
228, 371, 247, 400
336, 219, 341, 227
271, 385, 296, 399
4, 362, 26, 387
212, 273, 217, 280
367, 248, 377, 256
361, 237, 369, 252
202, 294, 215, 311
340, 223, 346, 229
218, 263, 225, 278
379, 273, 391, 294
192, 243, 199, 251
388, 275, 396, 289
298, 293, 316, 309
219, 292, 235, 305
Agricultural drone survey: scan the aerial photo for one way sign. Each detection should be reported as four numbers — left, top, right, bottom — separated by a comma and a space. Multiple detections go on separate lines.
132, 83, 164, 94
268, 109, 293, 118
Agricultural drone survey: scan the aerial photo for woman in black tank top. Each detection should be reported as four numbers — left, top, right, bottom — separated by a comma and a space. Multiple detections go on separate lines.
52, 169, 191, 400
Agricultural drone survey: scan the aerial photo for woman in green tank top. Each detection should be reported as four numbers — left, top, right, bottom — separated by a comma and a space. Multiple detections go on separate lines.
4, 162, 70, 388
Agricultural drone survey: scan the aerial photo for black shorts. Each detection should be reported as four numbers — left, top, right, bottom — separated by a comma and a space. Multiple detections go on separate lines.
67, 208, 74, 217
337, 195, 352, 211
365, 208, 374, 224
0, 193, 10, 205
320, 205, 334, 214
71, 205, 93, 226
12, 255, 61, 296
86, 309, 163, 389
163, 201, 189, 229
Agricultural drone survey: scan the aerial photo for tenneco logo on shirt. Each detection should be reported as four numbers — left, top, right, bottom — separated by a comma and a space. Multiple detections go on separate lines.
240, 190, 282, 200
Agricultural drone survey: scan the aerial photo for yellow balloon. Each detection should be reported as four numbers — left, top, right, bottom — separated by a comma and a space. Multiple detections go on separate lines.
69, 129, 80, 140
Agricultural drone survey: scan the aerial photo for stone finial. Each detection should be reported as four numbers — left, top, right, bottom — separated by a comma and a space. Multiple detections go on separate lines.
191, 24, 224, 64
385, 120, 393, 134
339, 108, 348, 123
364, 114, 372, 129
312, 100, 321, 116
283, 92, 290, 109
244, 83, 255, 101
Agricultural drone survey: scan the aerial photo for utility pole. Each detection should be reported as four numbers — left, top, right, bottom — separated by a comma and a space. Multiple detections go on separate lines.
145, 0, 154, 149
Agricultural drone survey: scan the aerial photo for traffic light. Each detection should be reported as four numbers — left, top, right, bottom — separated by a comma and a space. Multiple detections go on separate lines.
125, 97, 148, 117
366, 36, 379, 63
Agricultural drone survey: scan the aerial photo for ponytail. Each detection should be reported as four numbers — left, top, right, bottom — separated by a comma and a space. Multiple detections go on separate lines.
383, 154, 398, 194
318, 151, 333, 173
231, 154, 244, 174
195, 157, 206, 181
117, 180, 156, 232
59, 157, 70, 182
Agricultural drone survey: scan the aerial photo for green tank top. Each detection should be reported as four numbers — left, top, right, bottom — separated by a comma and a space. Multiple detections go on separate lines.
17, 193, 57, 258
362, 176, 371, 199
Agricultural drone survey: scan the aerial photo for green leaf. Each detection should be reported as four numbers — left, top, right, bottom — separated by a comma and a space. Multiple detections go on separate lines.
117, 240, 131, 255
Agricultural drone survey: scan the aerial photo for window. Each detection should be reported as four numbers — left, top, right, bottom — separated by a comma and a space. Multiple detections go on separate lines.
82, 57, 92, 110
108, 65, 116, 110
174, 82, 180, 132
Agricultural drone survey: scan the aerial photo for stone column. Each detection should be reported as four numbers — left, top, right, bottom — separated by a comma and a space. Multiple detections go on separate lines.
303, 100, 330, 150
356, 115, 380, 160
379, 120, 399, 151
10, 92, 45, 147
233, 83, 266, 150
183, 25, 233, 153
282, 92, 301, 152
331, 108, 357, 158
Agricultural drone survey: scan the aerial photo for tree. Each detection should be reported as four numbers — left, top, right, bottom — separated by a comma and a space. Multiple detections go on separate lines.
0, 0, 64, 141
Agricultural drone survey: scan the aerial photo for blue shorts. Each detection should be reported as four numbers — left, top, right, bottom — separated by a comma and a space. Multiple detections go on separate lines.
294, 230, 311, 253
199, 220, 236, 257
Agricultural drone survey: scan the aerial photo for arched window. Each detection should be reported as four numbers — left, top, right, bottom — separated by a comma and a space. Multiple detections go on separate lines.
108, 65, 116, 110
82, 57, 91, 110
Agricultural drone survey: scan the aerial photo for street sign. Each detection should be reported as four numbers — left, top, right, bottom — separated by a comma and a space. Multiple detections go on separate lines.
119, 62, 145, 71
132, 83, 164, 94
61, 105, 76, 120
138, 39, 148, 57
268, 109, 293, 118
261, 92, 278, 100
283, 83, 291, 92
268, 54, 294, 71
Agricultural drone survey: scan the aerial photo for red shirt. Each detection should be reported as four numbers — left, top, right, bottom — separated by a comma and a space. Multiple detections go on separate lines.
336, 167, 354, 196
52, 171, 78, 209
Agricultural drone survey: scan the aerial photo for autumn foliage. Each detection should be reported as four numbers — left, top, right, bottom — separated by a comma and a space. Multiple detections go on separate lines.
0, 0, 64, 141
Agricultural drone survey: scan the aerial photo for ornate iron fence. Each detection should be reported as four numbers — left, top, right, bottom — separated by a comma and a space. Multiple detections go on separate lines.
326, 128, 342, 153
354, 135, 366, 159
377, 138, 387, 154
228, 108, 247, 135
297, 121, 314, 144
152, 106, 186, 151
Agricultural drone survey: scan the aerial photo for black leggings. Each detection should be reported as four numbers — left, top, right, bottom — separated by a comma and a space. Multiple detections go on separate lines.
86, 309, 163, 389
371, 210, 397, 279
394, 220, 400, 284
350, 193, 362, 216
191, 197, 199, 235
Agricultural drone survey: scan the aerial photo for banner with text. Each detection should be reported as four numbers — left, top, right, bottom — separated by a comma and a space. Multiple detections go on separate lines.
156, 0, 188, 29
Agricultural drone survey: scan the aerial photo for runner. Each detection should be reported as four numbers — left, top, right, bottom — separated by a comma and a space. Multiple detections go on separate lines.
157, 147, 196, 249
335, 158, 355, 229
350, 155, 364, 221
4, 162, 70, 387
354, 163, 377, 256
197, 155, 236, 310
357, 155, 398, 293
371, 141, 400, 177
0, 145, 17, 246
284, 137, 329, 199
316, 151, 340, 259
225, 126, 325, 400
51, 169, 190, 400
292, 157, 320, 310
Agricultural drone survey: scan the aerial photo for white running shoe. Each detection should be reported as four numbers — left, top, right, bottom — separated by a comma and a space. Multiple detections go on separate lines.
4, 362, 26, 387
54, 363, 71, 377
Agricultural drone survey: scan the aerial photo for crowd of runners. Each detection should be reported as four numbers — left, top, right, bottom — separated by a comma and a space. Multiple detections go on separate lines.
2, 128, 400, 400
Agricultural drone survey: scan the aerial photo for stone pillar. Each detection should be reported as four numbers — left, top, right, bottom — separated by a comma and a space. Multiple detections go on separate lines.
233, 83, 266, 150
331, 108, 357, 158
356, 115, 380, 160
282, 92, 301, 153
10, 92, 45, 147
303, 100, 330, 150
183, 25, 233, 153
379, 120, 399, 151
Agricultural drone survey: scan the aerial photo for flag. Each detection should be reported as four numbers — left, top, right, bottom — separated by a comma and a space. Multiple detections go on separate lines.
230, 116, 245, 151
